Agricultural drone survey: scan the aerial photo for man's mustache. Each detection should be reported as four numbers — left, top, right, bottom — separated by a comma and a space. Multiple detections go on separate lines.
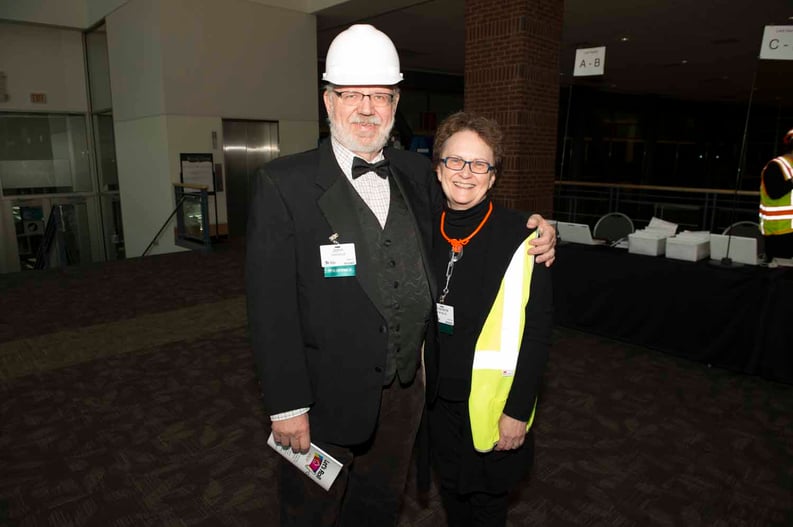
350, 116, 382, 125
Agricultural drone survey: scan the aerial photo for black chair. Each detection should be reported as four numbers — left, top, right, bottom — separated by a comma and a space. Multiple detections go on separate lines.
593, 212, 635, 243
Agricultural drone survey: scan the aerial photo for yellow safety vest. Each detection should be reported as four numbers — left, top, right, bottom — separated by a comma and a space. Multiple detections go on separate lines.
759, 154, 793, 236
469, 232, 538, 453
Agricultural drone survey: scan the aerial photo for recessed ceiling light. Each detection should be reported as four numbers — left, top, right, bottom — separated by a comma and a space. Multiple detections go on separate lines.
681, 59, 688, 64
619, 36, 630, 42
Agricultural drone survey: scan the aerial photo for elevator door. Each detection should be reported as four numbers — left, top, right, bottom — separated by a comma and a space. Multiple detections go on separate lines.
222, 120, 279, 237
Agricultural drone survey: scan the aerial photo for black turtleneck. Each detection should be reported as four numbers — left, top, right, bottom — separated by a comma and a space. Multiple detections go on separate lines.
429, 197, 552, 418
426, 197, 553, 497
432, 198, 495, 399
440, 198, 492, 240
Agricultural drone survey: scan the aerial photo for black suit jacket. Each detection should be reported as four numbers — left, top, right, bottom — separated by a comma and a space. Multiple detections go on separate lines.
246, 141, 442, 445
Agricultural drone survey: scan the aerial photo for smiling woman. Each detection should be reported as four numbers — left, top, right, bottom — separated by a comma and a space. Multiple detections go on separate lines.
426, 111, 553, 527
432, 112, 503, 211
435, 130, 495, 211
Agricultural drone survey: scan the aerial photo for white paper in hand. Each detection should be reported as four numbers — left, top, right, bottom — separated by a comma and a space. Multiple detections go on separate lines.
267, 432, 343, 491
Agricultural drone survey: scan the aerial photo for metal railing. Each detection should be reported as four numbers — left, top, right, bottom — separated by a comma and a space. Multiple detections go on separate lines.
143, 183, 211, 256
553, 180, 760, 232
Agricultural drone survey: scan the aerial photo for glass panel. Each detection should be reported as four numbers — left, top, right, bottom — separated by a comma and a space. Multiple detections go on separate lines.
62, 115, 91, 192
182, 196, 205, 241
608, 140, 645, 182
650, 142, 677, 185
676, 143, 707, 186
11, 199, 95, 270
94, 113, 118, 190
101, 194, 125, 260
0, 114, 91, 196
12, 203, 45, 270
85, 24, 112, 111
56, 201, 91, 265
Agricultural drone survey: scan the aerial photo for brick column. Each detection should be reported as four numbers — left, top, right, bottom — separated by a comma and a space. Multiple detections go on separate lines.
465, 0, 563, 215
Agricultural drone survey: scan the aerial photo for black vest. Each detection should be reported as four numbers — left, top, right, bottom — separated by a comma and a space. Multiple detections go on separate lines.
353, 176, 432, 384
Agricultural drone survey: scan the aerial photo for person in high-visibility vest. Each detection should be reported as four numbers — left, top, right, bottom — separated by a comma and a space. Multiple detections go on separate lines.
249, 26, 558, 527
759, 129, 793, 260
424, 112, 553, 527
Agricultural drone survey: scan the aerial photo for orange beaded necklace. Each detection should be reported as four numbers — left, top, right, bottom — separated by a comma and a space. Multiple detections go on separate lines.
439, 201, 493, 254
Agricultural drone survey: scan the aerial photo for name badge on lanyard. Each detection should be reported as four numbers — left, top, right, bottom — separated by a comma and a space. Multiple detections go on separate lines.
320, 242, 356, 277
436, 201, 492, 336
436, 303, 454, 334
436, 246, 462, 335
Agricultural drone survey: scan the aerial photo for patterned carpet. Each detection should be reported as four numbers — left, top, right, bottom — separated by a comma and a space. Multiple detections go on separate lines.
1, 245, 791, 526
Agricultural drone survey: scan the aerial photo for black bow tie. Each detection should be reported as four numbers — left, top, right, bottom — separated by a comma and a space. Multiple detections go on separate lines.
351, 157, 390, 179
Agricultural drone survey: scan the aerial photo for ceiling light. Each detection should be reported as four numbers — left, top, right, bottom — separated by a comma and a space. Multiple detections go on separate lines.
619, 36, 629, 42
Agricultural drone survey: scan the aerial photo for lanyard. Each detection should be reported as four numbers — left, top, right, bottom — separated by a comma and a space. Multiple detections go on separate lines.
438, 202, 493, 303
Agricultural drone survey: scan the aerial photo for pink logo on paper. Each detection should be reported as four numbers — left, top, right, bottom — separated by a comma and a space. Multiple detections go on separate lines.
306, 453, 323, 473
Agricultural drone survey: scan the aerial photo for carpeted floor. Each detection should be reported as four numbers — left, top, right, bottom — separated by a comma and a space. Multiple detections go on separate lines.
1, 245, 791, 526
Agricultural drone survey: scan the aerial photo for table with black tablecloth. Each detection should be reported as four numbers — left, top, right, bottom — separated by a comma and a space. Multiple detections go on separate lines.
552, 243, 793, 384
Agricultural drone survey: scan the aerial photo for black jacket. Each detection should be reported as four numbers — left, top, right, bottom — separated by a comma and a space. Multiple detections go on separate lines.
246, 140, 442, 444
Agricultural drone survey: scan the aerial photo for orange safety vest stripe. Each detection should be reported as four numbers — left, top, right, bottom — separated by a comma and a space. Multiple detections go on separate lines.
759, 207, 793, 216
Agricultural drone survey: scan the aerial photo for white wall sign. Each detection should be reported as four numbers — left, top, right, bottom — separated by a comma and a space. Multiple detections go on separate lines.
180, 153, 214, 192
760, 25, 793, 60
573, 46, 606, 77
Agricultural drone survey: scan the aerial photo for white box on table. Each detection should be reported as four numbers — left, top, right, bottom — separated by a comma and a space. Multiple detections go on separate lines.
666, 239, 709, 261
709, 234, 759, 266
628, 217, 677, 256
665, 231, 711, 262
628, 233, 667, 256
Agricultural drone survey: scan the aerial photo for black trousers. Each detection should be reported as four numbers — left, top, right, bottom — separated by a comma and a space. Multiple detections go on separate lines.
440, 488, 509, 527
278, 375, 425, 527
764, 232, 793, 260
429, 398, 535, 527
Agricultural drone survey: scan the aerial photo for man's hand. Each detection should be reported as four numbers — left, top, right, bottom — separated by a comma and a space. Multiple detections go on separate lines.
494, 413, 528, 451
271, 413, 311, 454
527, 214, 556, 267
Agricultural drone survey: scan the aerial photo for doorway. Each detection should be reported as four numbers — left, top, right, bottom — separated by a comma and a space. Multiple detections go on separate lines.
2, 196, 100, 271
222, 120, 279, 237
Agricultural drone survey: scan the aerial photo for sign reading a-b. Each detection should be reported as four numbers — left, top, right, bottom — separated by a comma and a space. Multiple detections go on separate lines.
573, 47, 606, 77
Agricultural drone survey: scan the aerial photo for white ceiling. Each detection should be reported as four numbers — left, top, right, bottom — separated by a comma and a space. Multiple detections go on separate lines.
316, 0, 793, 106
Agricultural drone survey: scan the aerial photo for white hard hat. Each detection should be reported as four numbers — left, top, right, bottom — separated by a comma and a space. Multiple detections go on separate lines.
322, 24, 403, 85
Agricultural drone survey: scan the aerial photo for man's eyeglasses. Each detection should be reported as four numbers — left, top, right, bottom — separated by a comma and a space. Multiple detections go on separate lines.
440, 156, 494, 174
334, 91, 395, 107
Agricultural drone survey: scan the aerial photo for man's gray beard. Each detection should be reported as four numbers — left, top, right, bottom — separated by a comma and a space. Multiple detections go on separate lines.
328, 117, 394, 154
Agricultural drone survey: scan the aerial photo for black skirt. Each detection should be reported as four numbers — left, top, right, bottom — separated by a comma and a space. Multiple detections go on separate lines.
428, 397, 535, 495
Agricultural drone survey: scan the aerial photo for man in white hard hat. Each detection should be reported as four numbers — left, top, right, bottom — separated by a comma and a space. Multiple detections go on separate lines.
759, 128, 793, 261
246, 24, 556, 526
